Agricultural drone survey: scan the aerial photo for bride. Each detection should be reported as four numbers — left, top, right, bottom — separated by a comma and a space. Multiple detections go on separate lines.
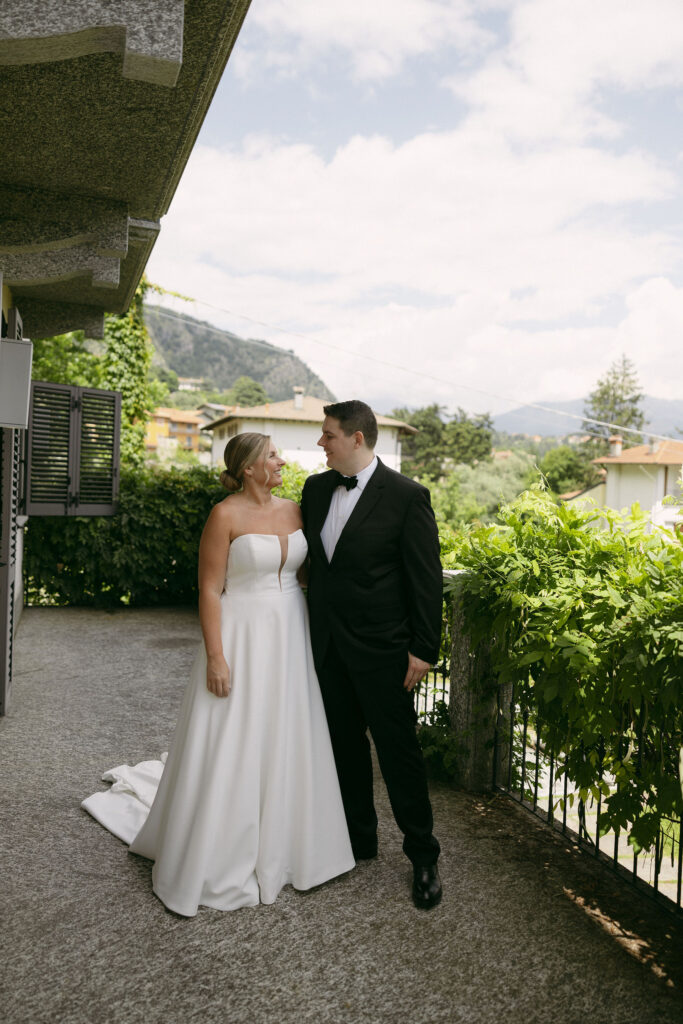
82, 432, 354, 915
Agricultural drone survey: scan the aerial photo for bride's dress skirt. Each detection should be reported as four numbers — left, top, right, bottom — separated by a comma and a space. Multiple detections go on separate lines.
82, 530, 354, 916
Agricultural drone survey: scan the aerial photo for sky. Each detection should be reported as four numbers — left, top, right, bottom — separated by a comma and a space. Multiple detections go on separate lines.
146, 0, 683, 418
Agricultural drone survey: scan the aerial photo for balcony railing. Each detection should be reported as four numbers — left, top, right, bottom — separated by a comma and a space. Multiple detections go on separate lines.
491, 685, 682, 915
439, 576, 683, 918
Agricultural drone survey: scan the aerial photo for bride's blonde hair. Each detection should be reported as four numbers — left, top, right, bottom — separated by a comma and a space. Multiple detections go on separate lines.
220, 432, 271, 493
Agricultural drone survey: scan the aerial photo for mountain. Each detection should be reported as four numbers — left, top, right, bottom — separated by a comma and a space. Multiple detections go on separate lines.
494, 397, 683, 438
144, 304, 335, 402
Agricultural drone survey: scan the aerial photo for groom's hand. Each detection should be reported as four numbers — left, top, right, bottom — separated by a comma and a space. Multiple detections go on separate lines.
403, 653, 430, 691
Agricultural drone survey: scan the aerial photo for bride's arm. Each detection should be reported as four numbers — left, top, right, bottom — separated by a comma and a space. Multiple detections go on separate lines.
198, 503, 232, 698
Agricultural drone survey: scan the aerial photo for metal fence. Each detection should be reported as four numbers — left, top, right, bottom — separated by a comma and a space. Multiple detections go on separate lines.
414, 593, 452, 720
415, 658, 450, 720
493, 683, 682, 916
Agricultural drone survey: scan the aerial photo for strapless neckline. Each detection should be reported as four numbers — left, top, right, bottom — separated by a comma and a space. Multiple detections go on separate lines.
231, 528, 304, 543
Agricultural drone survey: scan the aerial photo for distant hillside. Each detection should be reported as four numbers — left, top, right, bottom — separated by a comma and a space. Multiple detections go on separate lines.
145, 305, 334, 402
494, 397, 683, 438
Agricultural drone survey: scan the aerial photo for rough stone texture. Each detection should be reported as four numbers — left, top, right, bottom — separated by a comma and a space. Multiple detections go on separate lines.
449, 596, 511, 791
2, 245, 121, 288
0, 1, 184, 87
13, 219, 159, 337
1, 606, 682, 1024
0, 185, 128, 255
12, 298, 106, 339
0, 183, 160, 331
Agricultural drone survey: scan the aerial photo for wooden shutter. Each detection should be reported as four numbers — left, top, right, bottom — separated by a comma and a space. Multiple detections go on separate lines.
74, 387, 121, 515
26, 382, 121, 516
0, 427, 22, 714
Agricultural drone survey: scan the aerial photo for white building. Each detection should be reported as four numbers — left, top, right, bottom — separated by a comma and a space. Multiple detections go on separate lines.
592, 435, 683, 535
205, 388, 416, 473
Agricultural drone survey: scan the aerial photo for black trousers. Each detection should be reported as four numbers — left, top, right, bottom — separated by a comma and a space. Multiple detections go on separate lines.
318, 642, 440, 867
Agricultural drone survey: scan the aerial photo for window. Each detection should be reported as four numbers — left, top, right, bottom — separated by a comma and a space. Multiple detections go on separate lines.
25, 382, 121, 516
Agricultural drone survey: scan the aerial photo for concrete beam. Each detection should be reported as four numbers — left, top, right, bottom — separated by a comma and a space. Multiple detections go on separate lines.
0, 1, 184, 87
0, 185, 160, 299
16, 298, 105, 340
0, 186, 128, 257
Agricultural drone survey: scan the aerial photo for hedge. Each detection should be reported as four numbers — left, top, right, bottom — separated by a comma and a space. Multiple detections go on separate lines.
24, 465, 226, 607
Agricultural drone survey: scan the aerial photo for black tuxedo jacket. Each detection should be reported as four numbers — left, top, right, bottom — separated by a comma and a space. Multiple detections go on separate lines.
300, 459, 443, 670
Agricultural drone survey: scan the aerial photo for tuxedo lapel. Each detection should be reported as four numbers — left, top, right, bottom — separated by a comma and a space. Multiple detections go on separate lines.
330, 460, 387, 564
310, 471, 340, 564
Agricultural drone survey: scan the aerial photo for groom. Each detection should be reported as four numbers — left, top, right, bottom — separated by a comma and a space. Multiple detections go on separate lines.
301, 399, 443, 909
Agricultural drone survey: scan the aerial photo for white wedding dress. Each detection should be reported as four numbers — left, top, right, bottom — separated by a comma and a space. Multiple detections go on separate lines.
82, 529, 354, 916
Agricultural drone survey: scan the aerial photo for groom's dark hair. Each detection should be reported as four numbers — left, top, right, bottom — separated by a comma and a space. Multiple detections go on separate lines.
324, 400, 378, 449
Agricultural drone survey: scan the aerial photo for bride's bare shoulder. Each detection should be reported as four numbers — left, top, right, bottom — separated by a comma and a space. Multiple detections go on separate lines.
205, 496, 238, 529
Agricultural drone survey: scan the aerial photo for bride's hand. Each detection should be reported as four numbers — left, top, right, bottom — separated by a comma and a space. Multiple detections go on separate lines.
206, 653, 231, 698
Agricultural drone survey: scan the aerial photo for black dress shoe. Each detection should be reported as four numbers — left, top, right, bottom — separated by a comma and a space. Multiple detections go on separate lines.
412, 864, 442, 909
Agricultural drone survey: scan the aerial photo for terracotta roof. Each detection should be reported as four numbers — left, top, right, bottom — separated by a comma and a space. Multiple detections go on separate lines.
594, 439, 683, 465
153, 407, 201, 424
205, 395, 417, 434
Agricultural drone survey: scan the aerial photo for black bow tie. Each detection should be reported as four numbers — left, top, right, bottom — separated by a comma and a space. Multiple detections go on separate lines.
332, 471, 358, 491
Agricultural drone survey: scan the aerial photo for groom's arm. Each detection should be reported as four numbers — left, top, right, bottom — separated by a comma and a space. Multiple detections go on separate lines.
399, 485, 443, 668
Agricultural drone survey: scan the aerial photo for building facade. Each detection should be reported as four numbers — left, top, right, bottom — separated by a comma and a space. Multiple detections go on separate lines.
206, 390, 416, 473
592, 435, 683, 534
145, 407, 203, 455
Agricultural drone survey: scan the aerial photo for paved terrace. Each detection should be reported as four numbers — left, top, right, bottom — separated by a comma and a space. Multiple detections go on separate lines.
2, 608, 683, 1024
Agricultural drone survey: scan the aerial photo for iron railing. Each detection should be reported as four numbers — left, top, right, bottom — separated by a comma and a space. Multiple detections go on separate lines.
493, 684, 682, 915
414, 591, 452, 720
415, 658, 449, 720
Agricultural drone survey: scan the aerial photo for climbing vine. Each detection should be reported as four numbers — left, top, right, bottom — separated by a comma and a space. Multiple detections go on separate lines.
99, 277, 165, 466
31, 276, 165, 467
446, 488, 683, 853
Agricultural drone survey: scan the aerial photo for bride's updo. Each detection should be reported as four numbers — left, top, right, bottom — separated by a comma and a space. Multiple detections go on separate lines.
220, 432, 270, 493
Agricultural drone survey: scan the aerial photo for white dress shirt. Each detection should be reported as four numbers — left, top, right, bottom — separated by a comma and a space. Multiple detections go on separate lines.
320, 456, 378, 562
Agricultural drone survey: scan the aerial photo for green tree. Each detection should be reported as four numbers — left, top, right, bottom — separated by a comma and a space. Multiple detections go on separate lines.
225, 376, 270, 407
164, 388, 213, 410
31, 332, 102, 388
393, 404, 446, 477
445, 408, 493, 465
164, 376, 270, 411
394, 404, 494, 478
539, 445, 597, 495
150, 365, 178, 393
582, 354, 646, 455
451, 450, 536, 521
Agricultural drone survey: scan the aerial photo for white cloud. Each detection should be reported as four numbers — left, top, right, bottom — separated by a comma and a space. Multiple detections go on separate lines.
154, 133, 675, 307
446, 0, 683, 143
234, 0, 493, 82
148, 0, 683, 415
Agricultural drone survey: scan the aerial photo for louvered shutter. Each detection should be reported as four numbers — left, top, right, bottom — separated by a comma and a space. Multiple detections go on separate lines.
26, 382, 120, 516
74, 387, 121, 515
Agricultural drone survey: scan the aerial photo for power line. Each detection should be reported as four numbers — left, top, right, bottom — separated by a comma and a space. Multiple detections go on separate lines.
146, 299, 681, 446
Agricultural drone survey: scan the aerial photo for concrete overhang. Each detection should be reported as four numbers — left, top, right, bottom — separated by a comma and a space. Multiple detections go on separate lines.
0, 0, 252, 339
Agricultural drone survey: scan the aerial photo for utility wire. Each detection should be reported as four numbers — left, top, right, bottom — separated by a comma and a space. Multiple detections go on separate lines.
146, 300, 681, 446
